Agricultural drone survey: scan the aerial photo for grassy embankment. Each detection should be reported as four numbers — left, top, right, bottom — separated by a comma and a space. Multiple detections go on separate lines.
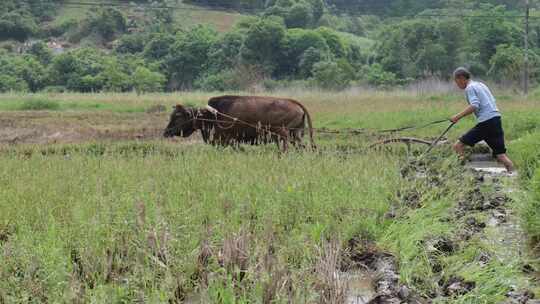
0, 91, 539, 302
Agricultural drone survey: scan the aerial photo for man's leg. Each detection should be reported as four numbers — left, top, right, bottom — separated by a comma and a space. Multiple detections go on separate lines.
455, 125, 481, 159
496, 154, 514, 173
453, 140, 466, 158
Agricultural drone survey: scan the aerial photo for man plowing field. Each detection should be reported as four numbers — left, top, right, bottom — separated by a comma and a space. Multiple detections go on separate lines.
450, 67, 515, 173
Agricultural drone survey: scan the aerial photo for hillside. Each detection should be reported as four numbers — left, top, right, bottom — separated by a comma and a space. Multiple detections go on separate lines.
53, 1, 245, 33
0, 0, 538, 93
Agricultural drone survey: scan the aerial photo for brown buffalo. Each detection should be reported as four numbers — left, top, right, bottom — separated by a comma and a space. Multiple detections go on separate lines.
163, 95, 315, 150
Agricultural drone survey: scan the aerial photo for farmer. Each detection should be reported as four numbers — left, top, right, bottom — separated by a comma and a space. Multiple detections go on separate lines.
450, 67, 514, 173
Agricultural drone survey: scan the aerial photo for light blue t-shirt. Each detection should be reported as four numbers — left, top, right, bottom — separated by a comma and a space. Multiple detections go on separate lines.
465, 80, 501, 123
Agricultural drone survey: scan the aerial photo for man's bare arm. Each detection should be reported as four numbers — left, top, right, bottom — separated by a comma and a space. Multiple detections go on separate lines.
450, 105, 476, 123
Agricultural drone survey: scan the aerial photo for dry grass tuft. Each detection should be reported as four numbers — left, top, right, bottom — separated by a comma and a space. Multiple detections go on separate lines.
218, 229, 250, 282
315, 240, 347, 304
194, 238, 213, 287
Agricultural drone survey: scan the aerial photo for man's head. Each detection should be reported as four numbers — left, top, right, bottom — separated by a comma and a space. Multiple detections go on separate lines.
453, 67, 471, 90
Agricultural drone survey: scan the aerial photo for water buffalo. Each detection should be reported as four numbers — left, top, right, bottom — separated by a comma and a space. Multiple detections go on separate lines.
163, 95, 315, 151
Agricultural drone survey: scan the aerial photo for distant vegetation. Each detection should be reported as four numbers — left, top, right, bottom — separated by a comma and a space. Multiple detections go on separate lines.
0, 0, 539, 92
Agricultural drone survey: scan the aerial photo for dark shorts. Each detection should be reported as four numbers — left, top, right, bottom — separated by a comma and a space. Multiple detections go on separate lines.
459, 116, 507, 157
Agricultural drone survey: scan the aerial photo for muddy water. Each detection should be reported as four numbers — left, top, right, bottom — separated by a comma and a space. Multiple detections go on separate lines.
339, 271, 376, 304
467, 154, 526, 263
465, 153, 509, 175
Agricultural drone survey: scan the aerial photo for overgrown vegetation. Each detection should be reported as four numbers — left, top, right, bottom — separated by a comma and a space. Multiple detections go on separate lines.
509, 132, 540, 254
0, 91, 539, 301
0, 1, 539, 92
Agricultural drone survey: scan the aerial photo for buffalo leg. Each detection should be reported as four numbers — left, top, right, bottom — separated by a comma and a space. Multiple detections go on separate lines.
275, 128, 289, 152
290, 129, 306, 149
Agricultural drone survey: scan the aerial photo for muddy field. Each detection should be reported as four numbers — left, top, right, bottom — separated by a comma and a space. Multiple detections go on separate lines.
1, 93, 539, 303
0, 111, 172, 145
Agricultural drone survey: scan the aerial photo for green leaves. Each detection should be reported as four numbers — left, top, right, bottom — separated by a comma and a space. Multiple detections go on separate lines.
133, 67, 166, 94
241, 17, 287, 74
165, 26, 219, 89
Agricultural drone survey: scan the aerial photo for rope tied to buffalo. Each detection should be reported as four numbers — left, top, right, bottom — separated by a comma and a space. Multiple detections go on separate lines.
193, 113, 450, 138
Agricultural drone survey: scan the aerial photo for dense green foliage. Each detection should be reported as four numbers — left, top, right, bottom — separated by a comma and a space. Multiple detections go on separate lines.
0, 0, 60, 41
0, 0, 539, 91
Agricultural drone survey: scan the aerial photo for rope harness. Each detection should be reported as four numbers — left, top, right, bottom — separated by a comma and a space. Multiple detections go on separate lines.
168, 106, 453, 155
191, 107, 450, 138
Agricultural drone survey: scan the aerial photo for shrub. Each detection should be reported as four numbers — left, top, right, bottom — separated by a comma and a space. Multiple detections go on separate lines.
0, 12, 38, 41
311, 60, 352, 90
88, 8, 127, 41
195, 66, 262, 92
365, 63, 400, 88
42, 86, 66, 93
0, 75, 28, 92
132, 67, 166, 94
27, 41, 53, 64
18, 99, 61, 111
166, 25, 219, 89
115, 34, 146, 54
195, 71, 235, 91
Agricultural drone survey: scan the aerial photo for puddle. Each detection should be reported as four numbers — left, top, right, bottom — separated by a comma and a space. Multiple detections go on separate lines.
468, 154, 527, 264
339, 271, 376, 304
466, 154, 516, 177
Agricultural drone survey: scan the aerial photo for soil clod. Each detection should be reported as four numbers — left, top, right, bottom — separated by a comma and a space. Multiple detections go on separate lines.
504, 289, 536, 304
442, 276, 475, 297
425, 237, 456, 255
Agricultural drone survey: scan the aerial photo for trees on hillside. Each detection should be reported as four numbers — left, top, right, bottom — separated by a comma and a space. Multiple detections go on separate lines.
241, 17, 287, 75
0, 0, 538, 92
373, 4, 530, 84
376, 19, 464, 79
0, 51, 47, 92
0, 0, 59, 41
166, 26, 219, 89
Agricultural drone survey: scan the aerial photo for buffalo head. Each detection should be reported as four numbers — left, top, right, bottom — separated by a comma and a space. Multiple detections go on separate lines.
163, 104, 197, 138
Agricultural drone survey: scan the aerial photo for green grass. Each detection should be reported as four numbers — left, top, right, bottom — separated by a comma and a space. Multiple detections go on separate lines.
0, 142, 535, 302
2, 91, 540, 142
509, 132, 540, 181
0, 95, 150, 113
1, 91, 539, 302
0, 143, 400, 301
17, 98, 61, 111
525, 171, 540, 251
508, 131, 540, 255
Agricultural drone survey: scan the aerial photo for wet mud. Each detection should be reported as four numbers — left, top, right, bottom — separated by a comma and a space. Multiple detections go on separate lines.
0, 111, 170, 145
380, 153, 538, 303
341, 238, 428, 304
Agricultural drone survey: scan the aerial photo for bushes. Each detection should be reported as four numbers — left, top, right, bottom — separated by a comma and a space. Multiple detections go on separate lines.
0, 53, 47, 93
241, 16, 287, 75
0, 2, 536, 92
0, 75, 28, 93
0, 13, 38, 41
311, 60, 353, 90
87, 8, 127, 41
0, 0, 59, 41
364, 63, 400, 88
114, 34, 146, 54
165, 25, 219, 89
18, 99, 60, 111
265, 0, 324, 28
132, 67, 166, 94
